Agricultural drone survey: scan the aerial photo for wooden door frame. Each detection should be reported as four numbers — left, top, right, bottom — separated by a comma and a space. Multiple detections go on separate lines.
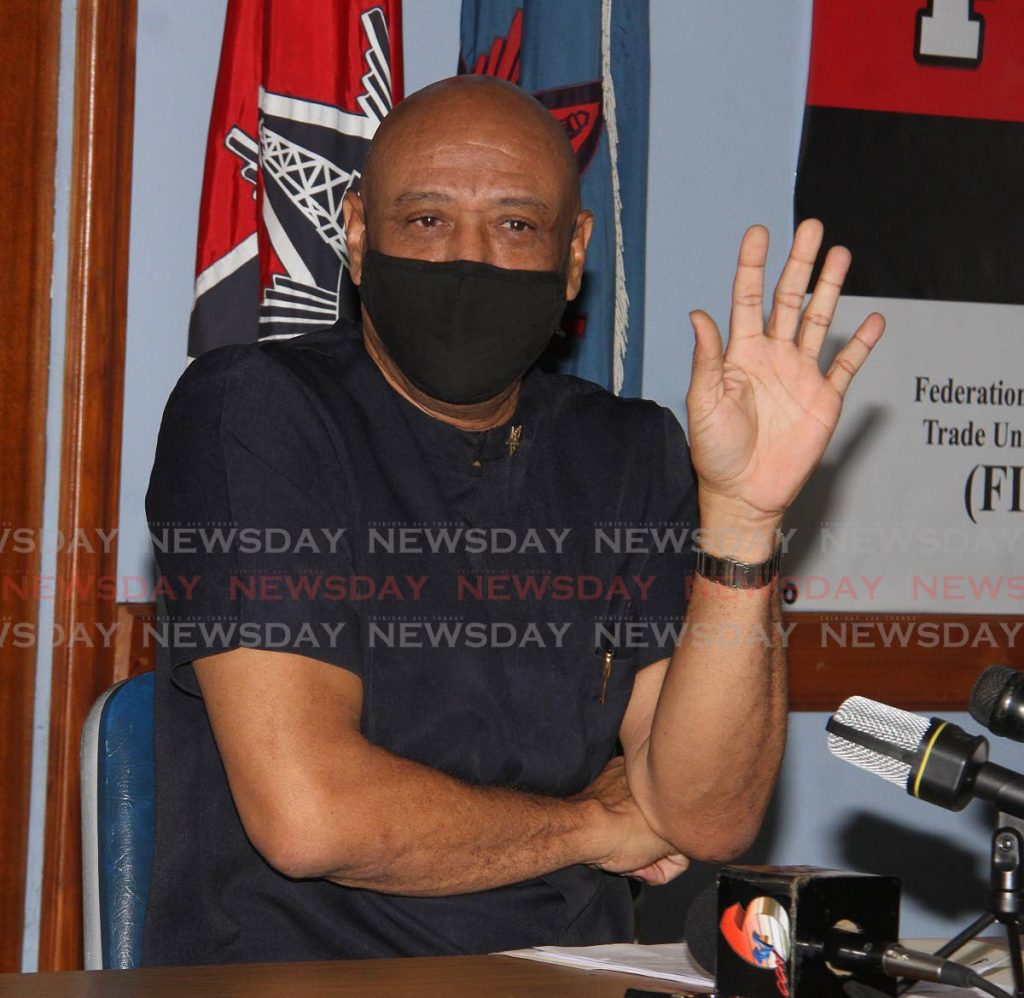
38, 0, 137, 972
0, 0, 61, 974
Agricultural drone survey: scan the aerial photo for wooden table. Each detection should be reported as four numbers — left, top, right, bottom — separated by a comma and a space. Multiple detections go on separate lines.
7, 941, 1009, 996
0, 955, 693, 997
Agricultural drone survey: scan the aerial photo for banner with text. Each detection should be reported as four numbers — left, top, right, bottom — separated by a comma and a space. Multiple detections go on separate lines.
791, 0, 1024, 622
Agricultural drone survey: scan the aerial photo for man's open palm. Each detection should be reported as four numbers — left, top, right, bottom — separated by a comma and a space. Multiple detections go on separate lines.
687, 219, 885, 523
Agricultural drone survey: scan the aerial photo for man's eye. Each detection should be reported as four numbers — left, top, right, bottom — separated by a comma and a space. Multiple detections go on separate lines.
412, 216, 442, 228
502, 219, 533, 233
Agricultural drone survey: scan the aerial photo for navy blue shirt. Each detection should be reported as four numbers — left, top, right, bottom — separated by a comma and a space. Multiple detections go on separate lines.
142, 320, 698, 965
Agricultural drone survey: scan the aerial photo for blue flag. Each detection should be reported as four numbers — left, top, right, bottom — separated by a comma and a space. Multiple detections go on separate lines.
459, 0, 650, 396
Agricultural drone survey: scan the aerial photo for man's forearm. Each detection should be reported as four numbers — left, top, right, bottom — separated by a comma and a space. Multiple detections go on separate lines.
198, 648, 674, 898
310, 744, 605, 895
625, 513, 788, 860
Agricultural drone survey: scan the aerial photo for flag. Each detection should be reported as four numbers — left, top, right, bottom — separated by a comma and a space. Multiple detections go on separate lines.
796, 0, 1024, 304
188, 0, 403, 357
459, 0, 650, 396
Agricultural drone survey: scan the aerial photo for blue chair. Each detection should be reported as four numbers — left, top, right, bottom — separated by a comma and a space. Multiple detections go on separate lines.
80, 672, 155, 969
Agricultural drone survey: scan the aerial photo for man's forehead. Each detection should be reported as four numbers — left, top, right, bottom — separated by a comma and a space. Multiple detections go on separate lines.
383, 113, 564, 169
361, 76, 579, 209
371, 137, 569, 213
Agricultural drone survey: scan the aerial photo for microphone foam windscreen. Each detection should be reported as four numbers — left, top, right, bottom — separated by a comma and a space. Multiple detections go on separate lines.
969, 665, 1014, 728
683, 881, 719, 976
827, 696, 930, 788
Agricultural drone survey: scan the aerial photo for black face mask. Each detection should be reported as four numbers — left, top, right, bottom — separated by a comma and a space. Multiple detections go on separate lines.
358, 249, 568, 405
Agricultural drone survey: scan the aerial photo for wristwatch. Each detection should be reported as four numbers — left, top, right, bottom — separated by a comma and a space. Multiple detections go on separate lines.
695, 544, 782, 589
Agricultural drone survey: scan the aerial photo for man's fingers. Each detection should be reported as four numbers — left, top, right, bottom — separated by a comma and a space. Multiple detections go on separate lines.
729, 225, 769, 341
798, 243, 851, 360
624, 853, 691, 886
688, 309, 725, 402
767, 218, 823, 342
826, 313, 886, 398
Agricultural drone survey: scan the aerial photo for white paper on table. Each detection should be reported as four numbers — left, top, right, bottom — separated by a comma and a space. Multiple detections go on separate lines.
499, 941, 715, 991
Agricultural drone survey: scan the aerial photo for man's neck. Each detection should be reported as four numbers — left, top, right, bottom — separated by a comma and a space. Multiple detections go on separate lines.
361, 321, 520, 431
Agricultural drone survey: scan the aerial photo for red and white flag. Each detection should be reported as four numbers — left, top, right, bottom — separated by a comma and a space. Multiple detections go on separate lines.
188, 0, 403, 357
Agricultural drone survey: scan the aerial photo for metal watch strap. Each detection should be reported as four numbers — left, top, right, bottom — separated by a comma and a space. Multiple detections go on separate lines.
694, 544, 782, 589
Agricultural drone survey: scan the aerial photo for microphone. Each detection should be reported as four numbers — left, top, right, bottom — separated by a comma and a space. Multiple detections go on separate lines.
971, 665, 1024, 743
826, 695, 1024, 819
820, 933, 979, 987
683, 882, 718, 976
683, 876, 1006, 995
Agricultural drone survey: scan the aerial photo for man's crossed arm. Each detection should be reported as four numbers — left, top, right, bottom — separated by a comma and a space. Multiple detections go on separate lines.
194, 647, 683, 895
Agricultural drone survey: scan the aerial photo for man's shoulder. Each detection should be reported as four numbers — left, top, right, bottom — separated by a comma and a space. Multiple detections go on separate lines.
169, 320, 365, 416
181, 320, 361, 385
148, 326, 365, 520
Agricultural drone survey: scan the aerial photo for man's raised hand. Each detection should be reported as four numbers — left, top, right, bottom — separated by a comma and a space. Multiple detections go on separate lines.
686, 219, 885, 531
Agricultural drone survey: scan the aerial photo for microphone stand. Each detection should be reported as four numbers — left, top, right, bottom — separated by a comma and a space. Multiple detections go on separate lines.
903, 812, 1024, 997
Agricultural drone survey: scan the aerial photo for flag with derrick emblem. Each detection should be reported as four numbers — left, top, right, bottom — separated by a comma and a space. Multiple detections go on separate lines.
188, 0, 403, 357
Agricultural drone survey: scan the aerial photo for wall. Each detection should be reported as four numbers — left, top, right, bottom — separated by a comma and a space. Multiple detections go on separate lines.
117, 0, 230, 592
95, 0, 1008, 945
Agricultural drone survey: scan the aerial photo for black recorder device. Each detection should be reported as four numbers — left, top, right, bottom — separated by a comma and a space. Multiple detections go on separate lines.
714, 866, 901, 998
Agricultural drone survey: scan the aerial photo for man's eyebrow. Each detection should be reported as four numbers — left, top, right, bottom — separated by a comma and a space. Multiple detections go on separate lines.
391, 191, 553, 213
496, 196, 552, 213
393, 191, 455, 205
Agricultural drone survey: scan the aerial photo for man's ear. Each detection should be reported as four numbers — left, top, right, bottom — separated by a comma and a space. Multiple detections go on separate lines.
565, 209, 594, 301
342, 191, 367, 285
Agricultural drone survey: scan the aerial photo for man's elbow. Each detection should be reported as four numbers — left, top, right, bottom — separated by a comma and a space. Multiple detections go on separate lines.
679, 825, 761, 864
648, 808, 765, 864
240, 789, 384, 882
252, 828, 334, 881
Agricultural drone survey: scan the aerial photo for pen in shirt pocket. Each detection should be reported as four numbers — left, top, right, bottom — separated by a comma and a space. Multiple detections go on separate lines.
597, 599, 632, 704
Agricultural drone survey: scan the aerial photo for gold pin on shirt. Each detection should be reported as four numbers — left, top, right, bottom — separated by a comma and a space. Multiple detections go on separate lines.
507, 424, 523, 455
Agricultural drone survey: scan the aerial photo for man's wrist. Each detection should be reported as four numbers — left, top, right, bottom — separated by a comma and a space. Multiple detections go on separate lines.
696, 494, 783, 563
566, 794, 617, 866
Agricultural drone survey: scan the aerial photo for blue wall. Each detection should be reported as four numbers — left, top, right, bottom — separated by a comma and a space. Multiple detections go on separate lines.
118, 0, 230, 589
100, 0, 1007, 945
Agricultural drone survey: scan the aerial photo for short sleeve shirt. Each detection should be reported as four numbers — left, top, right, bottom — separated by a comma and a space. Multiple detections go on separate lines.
141, 320, 699, 965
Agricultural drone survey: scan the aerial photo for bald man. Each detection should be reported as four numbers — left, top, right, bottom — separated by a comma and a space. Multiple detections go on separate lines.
143, 76, 882, 965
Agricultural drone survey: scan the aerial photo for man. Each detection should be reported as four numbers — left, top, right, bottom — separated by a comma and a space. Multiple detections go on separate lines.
142, 75, 883, 965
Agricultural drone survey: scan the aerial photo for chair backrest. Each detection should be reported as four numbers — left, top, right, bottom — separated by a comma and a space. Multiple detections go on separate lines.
80, 672, 155, 969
